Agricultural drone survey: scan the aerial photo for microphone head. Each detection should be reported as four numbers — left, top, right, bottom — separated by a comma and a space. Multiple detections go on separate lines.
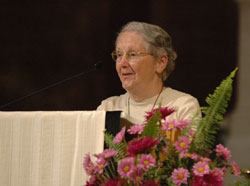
94, 61, 103, 70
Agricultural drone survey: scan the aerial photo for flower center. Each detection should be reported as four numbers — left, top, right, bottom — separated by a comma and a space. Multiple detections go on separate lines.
180, 142, 186, 148
144, 160, 149, 166
169, 123, 174, 128
98, 164, 104, 169
136, 176, 141, 182
178, 173, 184, 179
124, 166, 130, 172
198, 167, 204, 172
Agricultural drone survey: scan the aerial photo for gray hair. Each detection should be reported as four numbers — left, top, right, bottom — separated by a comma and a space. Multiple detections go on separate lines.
116, 21, 177, 81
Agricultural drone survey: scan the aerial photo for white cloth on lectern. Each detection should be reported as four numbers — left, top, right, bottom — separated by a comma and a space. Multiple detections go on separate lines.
0, 111, 106, 186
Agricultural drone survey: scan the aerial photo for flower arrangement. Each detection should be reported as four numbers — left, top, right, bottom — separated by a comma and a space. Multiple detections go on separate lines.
83, 68, 250, 186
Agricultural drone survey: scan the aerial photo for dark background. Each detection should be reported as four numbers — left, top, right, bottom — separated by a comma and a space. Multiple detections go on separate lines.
0, 0, 238, 111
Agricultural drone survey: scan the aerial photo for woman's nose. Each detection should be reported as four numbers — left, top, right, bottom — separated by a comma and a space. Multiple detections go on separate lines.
119, 54, 130, 66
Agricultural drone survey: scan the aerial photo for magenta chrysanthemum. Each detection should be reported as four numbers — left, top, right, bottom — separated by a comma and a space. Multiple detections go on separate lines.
171, 167, 190, 186
129, 167, 143, 184
231, 161, 241, 176
113, 127, 126, 144
191, 169, 224, 186
145, 107, 175, 121
83, 153, 95, 175
215, 144, 231, 162
137, 154, 156, 170
101, 178, 121, 186
159, 107, 175, 120
127, 137, 159, 155
174, 137, 190, 152
145, 180, 160, 186
193, 161, 210, 176
127, 124, 145, 135
117, 157, 135, 178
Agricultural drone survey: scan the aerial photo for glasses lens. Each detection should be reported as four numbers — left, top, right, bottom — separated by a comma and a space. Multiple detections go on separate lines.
111, 51, 117, 61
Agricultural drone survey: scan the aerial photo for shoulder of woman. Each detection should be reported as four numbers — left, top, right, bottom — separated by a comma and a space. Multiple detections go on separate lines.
96, 93, 128, 110
162, 88, 201, 122
163, 87, 198, 103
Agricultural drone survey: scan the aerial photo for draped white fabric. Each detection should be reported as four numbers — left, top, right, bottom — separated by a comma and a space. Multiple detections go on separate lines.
0, 111, 106, 186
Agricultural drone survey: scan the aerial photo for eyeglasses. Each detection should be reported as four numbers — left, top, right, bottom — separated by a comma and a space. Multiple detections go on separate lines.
111, 50, 153, 62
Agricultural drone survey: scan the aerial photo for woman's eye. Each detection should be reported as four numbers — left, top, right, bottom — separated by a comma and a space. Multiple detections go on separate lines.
117, 53, 123, 58
129, 52, 137, 57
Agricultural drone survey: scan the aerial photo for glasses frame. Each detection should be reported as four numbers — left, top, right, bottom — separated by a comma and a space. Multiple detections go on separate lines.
111, 50, 153, 62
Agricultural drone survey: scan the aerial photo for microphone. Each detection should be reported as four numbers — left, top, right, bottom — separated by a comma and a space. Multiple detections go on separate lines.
0, 61, 103, 110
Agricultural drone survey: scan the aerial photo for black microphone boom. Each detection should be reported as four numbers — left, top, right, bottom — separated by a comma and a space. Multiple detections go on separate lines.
0, 61, 103, 110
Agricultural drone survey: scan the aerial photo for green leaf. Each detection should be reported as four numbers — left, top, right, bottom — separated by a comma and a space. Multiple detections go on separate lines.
104, 131, 128, 160
193, 67, 238, 151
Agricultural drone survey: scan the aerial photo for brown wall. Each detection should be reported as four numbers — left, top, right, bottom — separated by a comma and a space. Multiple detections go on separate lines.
0, 0, 238, 111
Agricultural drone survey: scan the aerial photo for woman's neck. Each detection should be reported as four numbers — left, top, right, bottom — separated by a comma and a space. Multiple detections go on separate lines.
128, 83, 164, 102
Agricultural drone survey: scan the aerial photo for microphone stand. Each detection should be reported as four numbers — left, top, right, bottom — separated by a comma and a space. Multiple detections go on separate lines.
0, 61, 103, 110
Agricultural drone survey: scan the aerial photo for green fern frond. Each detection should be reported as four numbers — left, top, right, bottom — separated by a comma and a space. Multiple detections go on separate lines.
104, 131, 128, 160
142, 110, 161, 138
193, 67, 238, 151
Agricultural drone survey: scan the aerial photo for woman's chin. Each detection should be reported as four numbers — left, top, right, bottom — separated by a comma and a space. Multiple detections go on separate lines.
122, 82, 134, 91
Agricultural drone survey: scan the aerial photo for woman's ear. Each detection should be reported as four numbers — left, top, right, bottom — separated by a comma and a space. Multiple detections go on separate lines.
156, 55, 168, 74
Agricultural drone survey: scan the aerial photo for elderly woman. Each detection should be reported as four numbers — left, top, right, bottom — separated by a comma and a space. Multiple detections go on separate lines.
97, 21, 201, 123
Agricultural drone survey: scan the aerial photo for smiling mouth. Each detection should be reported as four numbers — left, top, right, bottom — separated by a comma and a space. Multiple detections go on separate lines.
121, 72, 134, 78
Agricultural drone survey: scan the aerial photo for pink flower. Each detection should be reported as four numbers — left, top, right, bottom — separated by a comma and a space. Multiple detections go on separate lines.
127, 137, 159, 155
113, 127, 126, 144
171, 167, 190, 186
94, 158, 107, 174
117, 157, 135, 178
83, 153, 95, 175
174, 137, 190, 152
137, 154, 156, 170
180, 151, 198, 160
127, 124, 145, 135
94, 149, 117, 160
129, 167, 143, 185
199, 156, 212, 163
145, 107, 175, 121
211, 168, 224, 182
103, 149, 118, 159
193, 161, 210, 176
84, 175, 99, 186
215, 144, 231, 162
176, 119, 191, 130
231, 161, 241, 176
188, 129, 196, 139
162, 120, 178, 131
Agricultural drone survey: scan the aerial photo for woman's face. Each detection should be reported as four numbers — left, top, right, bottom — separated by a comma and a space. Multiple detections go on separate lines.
115, 31, 160, 92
